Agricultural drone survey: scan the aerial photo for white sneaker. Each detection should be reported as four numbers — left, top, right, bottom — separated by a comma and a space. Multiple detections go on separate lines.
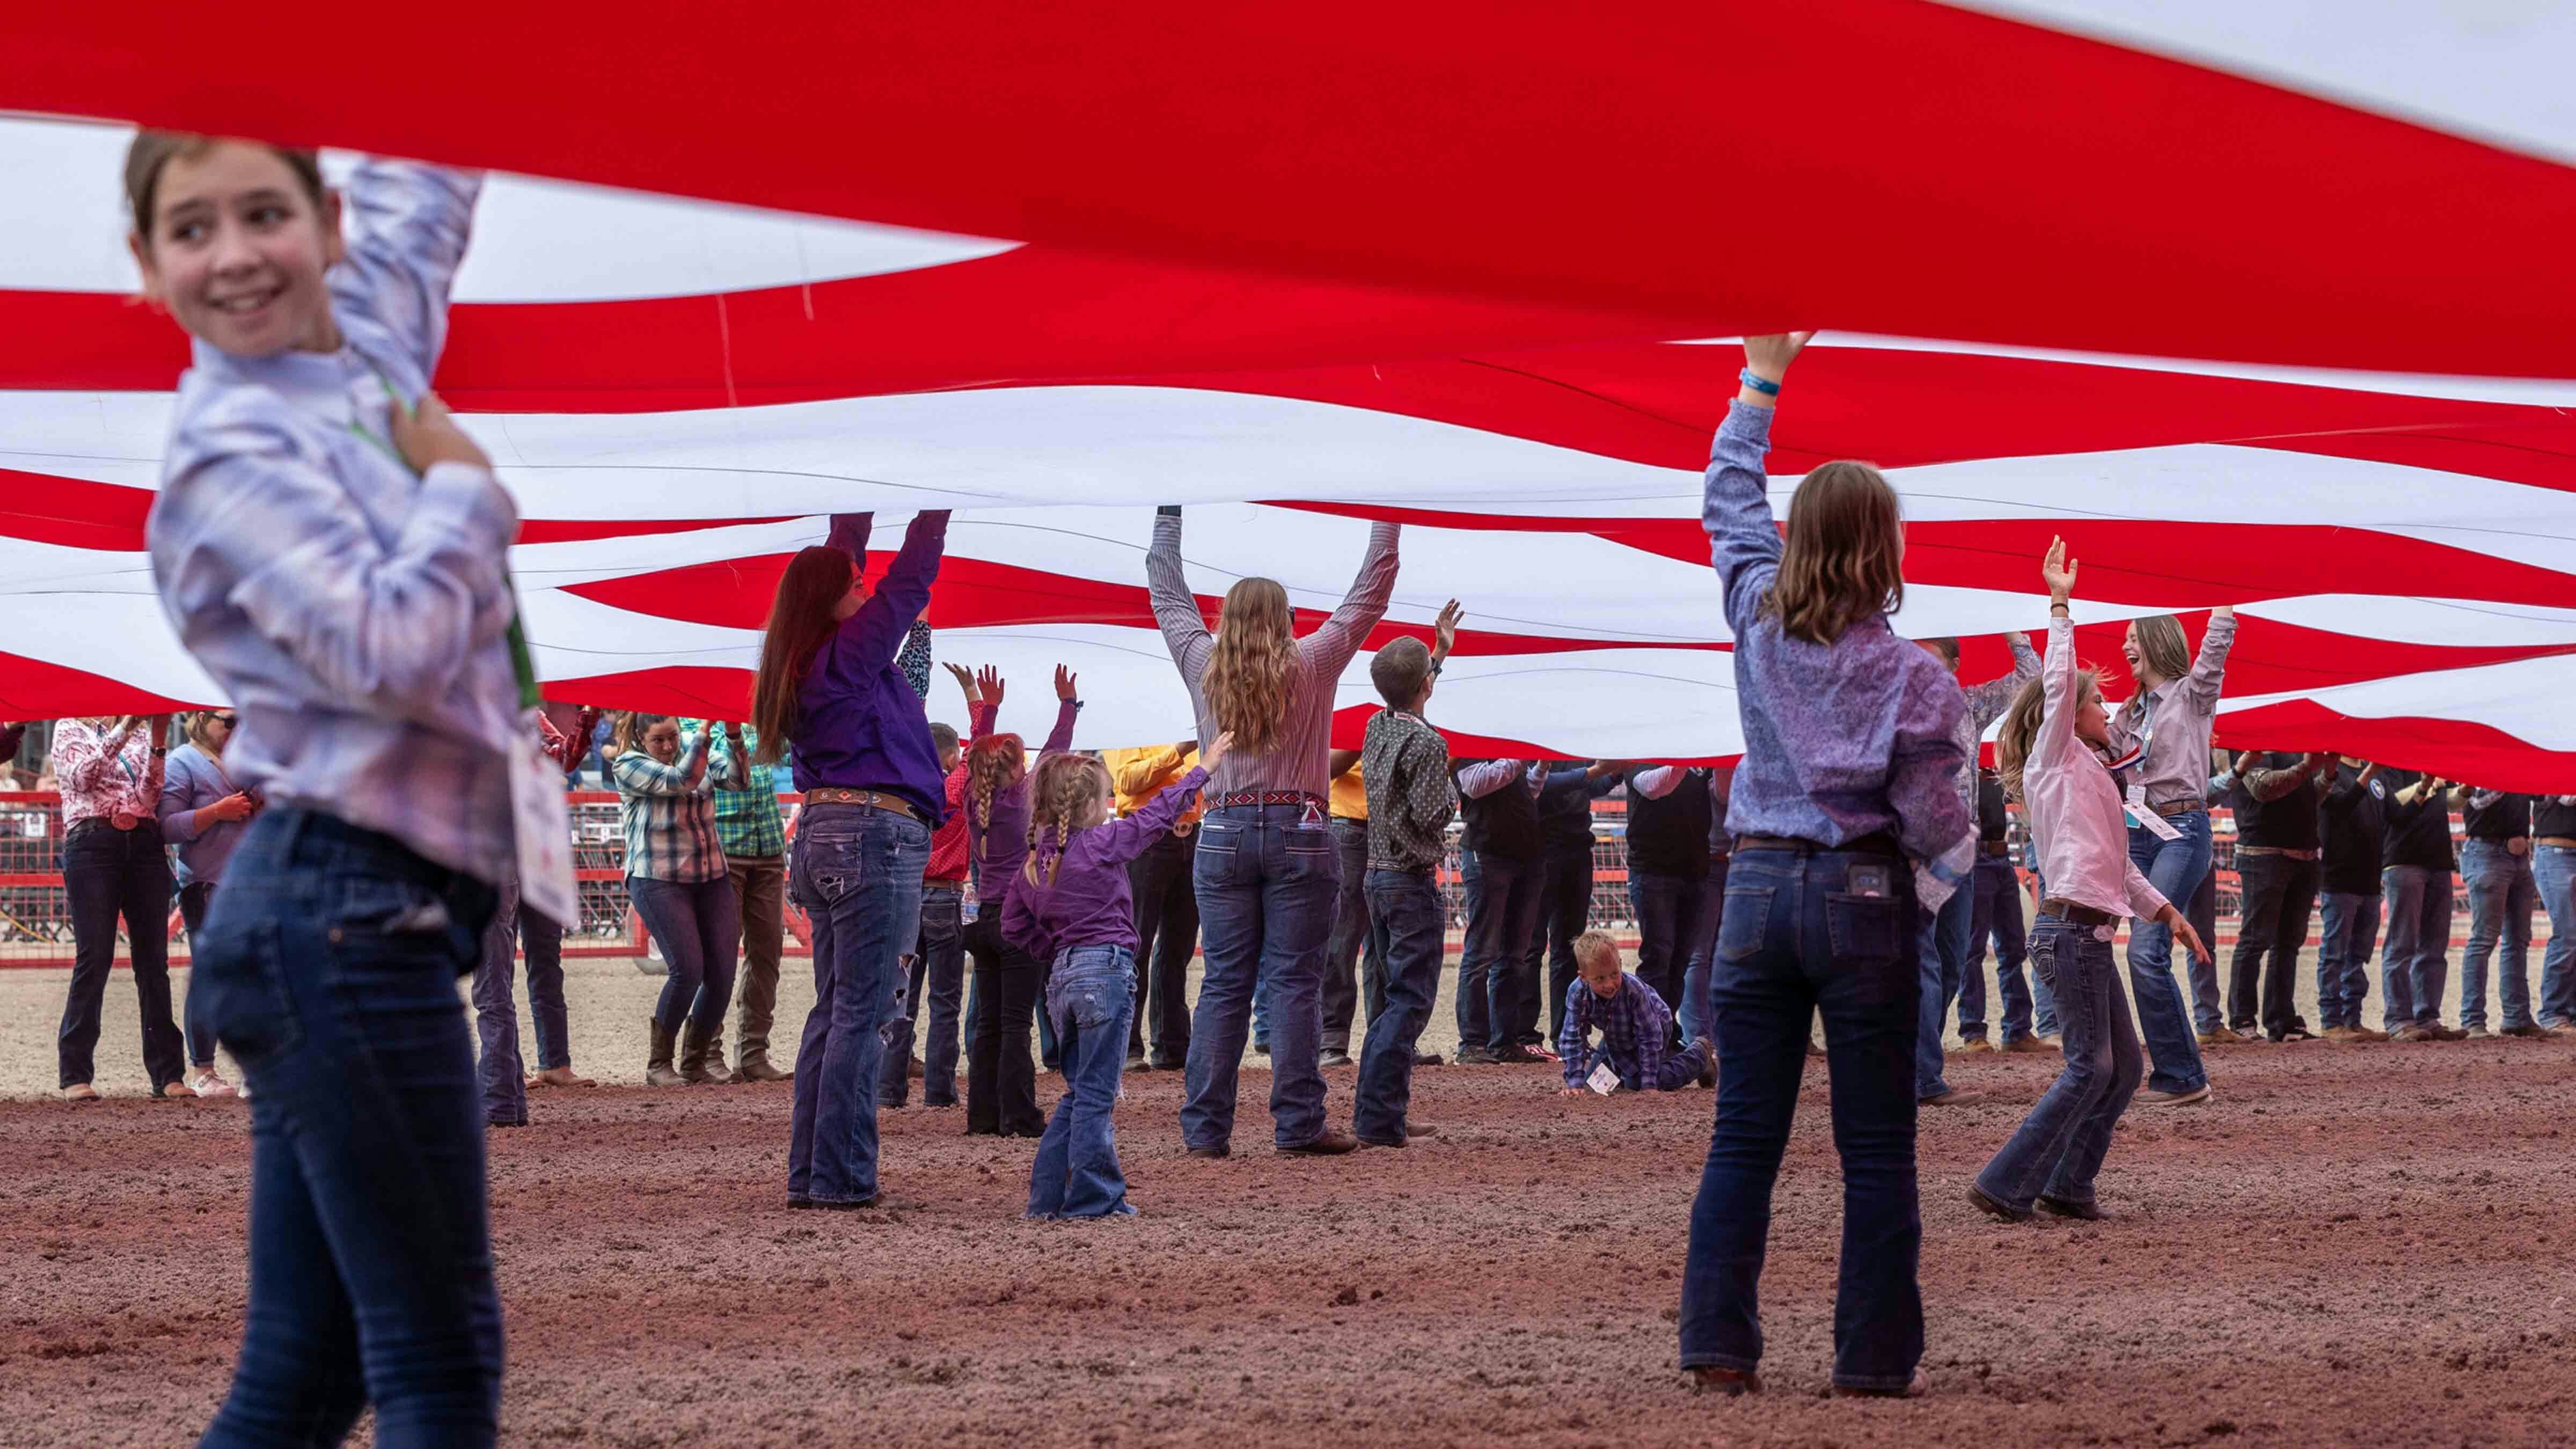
188, 1068, 239, 1100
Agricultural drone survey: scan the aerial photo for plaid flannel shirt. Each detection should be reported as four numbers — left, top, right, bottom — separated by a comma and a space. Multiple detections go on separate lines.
613, 727, 747, 882
1557, 971, 1678, 1090
693, 720, 786, 860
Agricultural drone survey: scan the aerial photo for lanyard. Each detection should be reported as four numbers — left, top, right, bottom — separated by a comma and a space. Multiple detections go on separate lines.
344, 363, 541, 712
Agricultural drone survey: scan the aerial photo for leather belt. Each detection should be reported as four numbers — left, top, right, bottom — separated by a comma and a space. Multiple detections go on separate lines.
1210, 790, 1324, 811
1979, 840, 2011, 857
2039, 897, 2119, 927
1733, 831, 1901, 859
2540, 837, 2576, 850
2237, 845, 2320, 861
802, 787, 917, 819
2146, 799, 2200, 818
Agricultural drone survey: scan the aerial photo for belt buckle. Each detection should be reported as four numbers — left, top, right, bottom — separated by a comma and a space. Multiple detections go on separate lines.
112, 810, 137, 831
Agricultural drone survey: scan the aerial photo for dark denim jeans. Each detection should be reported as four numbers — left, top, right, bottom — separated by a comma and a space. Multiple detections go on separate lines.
1125, 831, 1199, 1065
469, 872, 569, 1126
2533, 845, 2576, 1027
1322, 817, 1380, 1051
58, 819, 184, 1092
2123, 815, 2212, 1091
179, 881, 221, 1067
1181, 803, 1338, 1151
964, 910, 1047, 1135
2231, 851, 2318, 1037
2183, 868, 2219, 1037
1354, 869, 1444, 1144
786, 804, 931, 1206
1029, 945, 1138, 1218
627, 873, 743, 1038
1973, 920, 2143, 1212
883, 884, 965, 1106
1629, 870, 1703, 1049
2314, 890, 2382, 1031
1679, 853, 1729, 1044
192, 808, 502, 1448
2380, 863, 2453, 1029
1533, 846, 1596, 1042
2458, 840, 2538, 1031
1679, 847, 1922, 1394
1912, 884, 1974, 1098
1961, 857, 2036, 1042
1457, 848, 1545, 1052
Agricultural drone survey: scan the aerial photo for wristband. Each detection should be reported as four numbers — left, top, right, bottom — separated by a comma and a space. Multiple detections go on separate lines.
1157, 504, 1182, 518
1738, 368, 1782, 397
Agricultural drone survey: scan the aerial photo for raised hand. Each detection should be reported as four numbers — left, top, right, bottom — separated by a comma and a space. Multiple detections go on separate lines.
1201, 730, 1238, 774
2041, 536, 2079, 603
1741, 331, 1816, 382
943, 661, 978, 705
1432, 599, 1465, 661
975, 664, 1005, 709
1053, 664, 1079, 701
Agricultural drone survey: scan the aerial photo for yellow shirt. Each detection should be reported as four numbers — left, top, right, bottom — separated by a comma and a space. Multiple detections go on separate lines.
1329, 758, 1367, 820
1102, 743, 1205, 828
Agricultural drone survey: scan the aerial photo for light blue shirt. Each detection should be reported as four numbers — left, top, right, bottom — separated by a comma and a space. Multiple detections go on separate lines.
157, 743, 248, 887
145, 161, 523, 884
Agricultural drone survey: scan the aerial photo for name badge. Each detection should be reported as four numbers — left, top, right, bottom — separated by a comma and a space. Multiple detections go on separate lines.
2125, 784, 2180, 841
1586, 1060, 1620, 1095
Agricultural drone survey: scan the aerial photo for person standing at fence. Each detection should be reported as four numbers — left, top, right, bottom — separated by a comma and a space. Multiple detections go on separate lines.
960, 665, 1081, 1135
137, 137, 516, 1441
2103, 611, 2230, 1103
1451, 757, 1547, 1065
882, 719, 969, 1107
2376, 768, 2461, 1041
1963, 768, 2050, 1053
1914, 632, 2040, 1106
758, 510, 948, 1208
2313, 759, 2390, 1043
2452, 786, 2542, 1037
614, 715, 747, 1085
1104, 737, 1204, 1071
1624, 764, 1714, 1052
159, 709, 258, 1099
1151, 504, 1396, 1158
1679, 332, 1972, 1398
697, 718, 792, 1081
465, 708, 598, 1126
55, 713, 191, 1102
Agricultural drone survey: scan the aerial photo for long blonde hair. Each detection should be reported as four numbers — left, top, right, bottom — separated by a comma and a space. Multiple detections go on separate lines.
1021, 753, 1111, 888
967, 733, 1027, 858
1201, 577, 1299, 758
1995, 668, 2100, 802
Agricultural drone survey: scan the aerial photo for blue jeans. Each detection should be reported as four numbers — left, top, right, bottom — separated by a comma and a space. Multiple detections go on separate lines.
1913, 884, 1973, 1097
883, 884, 965, 1106
1029, 945, 1137, 1219
2123, 815, 2212, 1093
1679, 854, 1730, 1044
1322, 817, 1379, 1051
787, 804, 932, 1206
1458, 848, 1545, 1051
1629, 871, 1703, 1048
1355, 869, 1444, 1143
1963, 857, 2035, 1042
2535, 845, 2576, 1027
1181, 803, 1338, 1150
2381, 864, 2454, 1029
1679, 848, 1922, 1394
2459, 841, 2538, 1030
2314, 890, 2382, 1031
192, 808, 502, 1447
1974, 920, 2143, 1212
2183, 868, 2220, 1035
627, 874, 742, 1039
179, 881, 222, 1067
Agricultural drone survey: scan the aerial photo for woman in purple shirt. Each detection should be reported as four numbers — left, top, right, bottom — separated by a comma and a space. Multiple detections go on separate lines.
752, 509, 949, 1211
1004, 734, 1229, 1217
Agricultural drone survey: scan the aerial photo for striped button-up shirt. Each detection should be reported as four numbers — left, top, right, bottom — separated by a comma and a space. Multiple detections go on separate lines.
613, 727, 747, 883
145, 160, 525, 886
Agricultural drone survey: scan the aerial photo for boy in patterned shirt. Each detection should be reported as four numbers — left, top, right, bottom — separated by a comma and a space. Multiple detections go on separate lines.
1557, 931, 1713, 1095
1351, 607, 1460, 1148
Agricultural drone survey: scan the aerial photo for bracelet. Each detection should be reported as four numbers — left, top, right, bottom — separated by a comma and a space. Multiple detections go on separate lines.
1738, 368, 1782, 397
1429, 661, 1445, 677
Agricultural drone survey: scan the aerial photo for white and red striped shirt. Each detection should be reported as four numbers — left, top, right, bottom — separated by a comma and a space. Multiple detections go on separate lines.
53, 718, 165, 831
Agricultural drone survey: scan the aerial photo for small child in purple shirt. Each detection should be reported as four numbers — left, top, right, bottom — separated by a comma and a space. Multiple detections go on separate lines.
1003, 732, 1232, 1218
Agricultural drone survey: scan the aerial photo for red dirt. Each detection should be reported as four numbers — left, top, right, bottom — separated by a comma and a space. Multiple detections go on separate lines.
3, 1036, 2574, 1447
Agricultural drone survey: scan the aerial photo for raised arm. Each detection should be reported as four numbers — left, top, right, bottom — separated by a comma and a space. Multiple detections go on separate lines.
331, 161, 481, 382
2181, 609, 2237, 711
1628, 765, 1686, 800
159, 434, 516, 716
1455, 758, 1528, 799
2243, 752, 2334, 803
1962, 630, 2044, 731
898, 620, 934, 702
1146, 509, 1214, 683
52, 720, 128, 794
1111, 743, 1192, 797
707, 725, 749, 791
2033, 542, 2082, 772
1304, 522, 1401, 677
1704, 334, 1810, 638
611, 734, 709, 797
818, 511, 949, 694
1038, 696, 1080, 759
1093, 766, 1214, 864
825, 512, 873, 561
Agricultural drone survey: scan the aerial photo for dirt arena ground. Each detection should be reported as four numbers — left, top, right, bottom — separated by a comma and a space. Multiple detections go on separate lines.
3, 954, 2573, 1447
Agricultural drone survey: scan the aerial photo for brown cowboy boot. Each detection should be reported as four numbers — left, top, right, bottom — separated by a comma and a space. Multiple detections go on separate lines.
644, 1020, 686, 1087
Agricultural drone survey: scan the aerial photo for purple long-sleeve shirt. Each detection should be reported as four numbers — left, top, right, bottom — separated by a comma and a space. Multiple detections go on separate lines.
961, 694, 1081, 905
1702, 400, 1973, 906
1002, 766, 1211, 962
788, 510, 950, 823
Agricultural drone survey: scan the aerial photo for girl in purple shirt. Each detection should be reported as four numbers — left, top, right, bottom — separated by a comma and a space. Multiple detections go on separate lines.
1004, 734, 1230, 1218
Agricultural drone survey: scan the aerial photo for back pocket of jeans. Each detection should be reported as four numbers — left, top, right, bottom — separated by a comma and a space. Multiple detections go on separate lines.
1718, 887, 1773, 962
1824, 892, 1904, 964
194, 919, 303, 1066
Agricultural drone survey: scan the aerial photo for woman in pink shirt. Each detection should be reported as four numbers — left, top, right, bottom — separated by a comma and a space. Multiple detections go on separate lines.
1971, 542, 2209, 1222
53, 714, 191, 1100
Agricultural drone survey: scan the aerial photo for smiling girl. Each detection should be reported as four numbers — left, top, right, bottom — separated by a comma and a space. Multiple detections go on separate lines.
136, 134, 520, 1445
